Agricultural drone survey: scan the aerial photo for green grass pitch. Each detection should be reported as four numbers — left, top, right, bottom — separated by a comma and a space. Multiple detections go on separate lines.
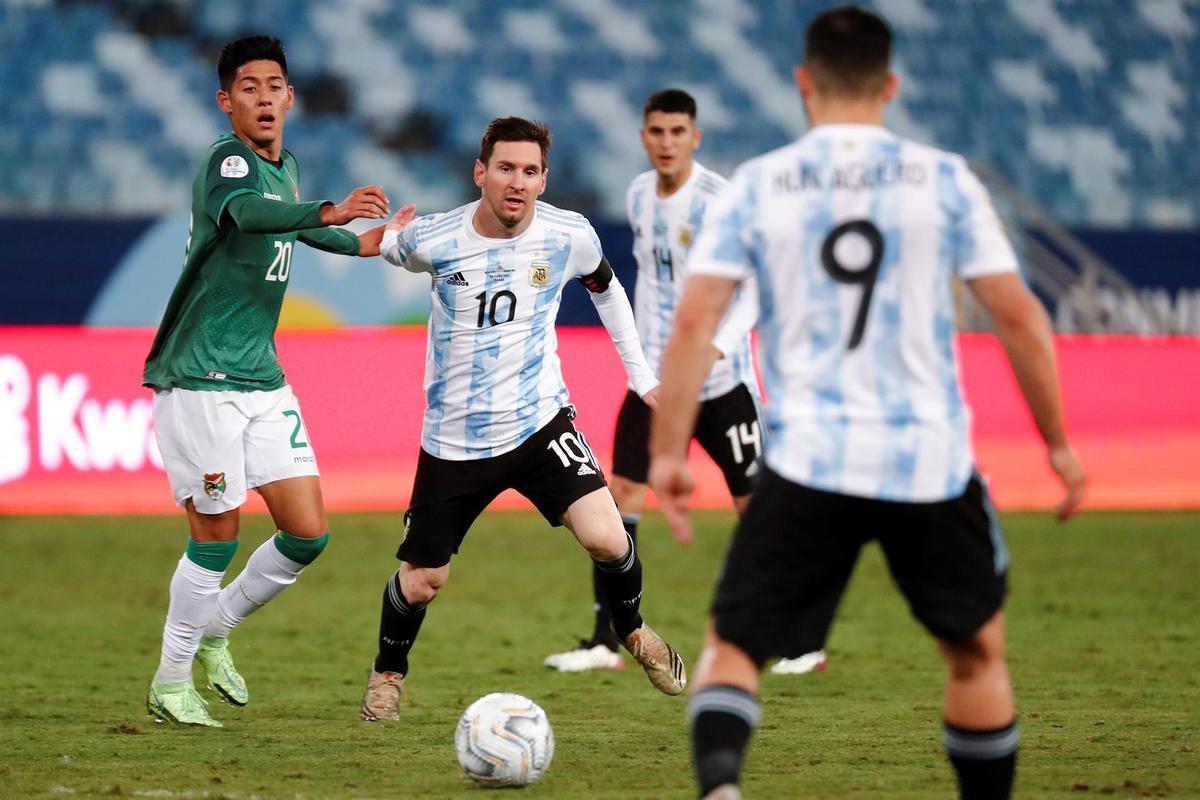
0, 510, 1196, 799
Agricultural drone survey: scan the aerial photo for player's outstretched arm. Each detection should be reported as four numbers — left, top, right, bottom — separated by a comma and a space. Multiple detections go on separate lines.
318, 185, 390, 226
353, 204, 416, 257
649, 274, 739, 543
579, 259, 659, 399
968, 272, 1086, 520
296, 203, 415, 258
223, 187, 387, 238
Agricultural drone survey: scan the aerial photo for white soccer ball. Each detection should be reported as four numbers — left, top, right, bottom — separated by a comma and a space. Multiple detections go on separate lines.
454, 692, 555, 787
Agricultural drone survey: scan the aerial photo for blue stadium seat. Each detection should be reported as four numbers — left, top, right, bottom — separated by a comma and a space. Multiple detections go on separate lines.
0, 0, 1195, 227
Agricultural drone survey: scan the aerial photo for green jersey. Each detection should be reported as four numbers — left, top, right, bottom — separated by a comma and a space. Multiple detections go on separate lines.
143, 134, 355, 392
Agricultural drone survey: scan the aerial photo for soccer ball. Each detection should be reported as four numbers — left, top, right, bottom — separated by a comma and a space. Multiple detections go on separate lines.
454, 692, 555, 787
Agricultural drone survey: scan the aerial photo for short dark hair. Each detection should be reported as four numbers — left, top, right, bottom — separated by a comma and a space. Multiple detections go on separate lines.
478, 117, 552, 169
804, 5, 892, 97
644, 88, 697, 120
217, 35, 288, 91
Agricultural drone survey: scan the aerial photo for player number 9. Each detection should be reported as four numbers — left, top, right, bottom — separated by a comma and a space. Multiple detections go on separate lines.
820, 219, 883, 350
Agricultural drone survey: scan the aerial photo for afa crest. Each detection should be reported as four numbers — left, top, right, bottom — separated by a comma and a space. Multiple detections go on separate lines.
678, 227, 694, 247
529, 254, 550, 287
203, 472, 227, 500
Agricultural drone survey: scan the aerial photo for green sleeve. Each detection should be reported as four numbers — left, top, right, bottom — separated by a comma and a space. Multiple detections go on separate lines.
298, 226, 361, 256
225, 193, 328, 234
204, 140, 261, 223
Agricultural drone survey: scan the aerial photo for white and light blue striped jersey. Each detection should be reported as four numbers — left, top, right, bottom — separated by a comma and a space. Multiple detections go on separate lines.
627, 162, 758, 400
688, 124, 1018, 502
381, 200, 613, 460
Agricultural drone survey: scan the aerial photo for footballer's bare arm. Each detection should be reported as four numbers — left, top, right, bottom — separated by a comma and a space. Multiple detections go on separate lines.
968, 272, 1086, 520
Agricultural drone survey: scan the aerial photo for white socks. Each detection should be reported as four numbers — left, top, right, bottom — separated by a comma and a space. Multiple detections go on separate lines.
153, 555, 224, 684
204, 538, 306, 640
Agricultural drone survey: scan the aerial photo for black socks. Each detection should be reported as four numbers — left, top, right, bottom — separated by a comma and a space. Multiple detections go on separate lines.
589, 514, 638, 648
943, 720, 1019, 800
373, 572, 427, 675
688, 685, 760, 797
592, 528, 643, 641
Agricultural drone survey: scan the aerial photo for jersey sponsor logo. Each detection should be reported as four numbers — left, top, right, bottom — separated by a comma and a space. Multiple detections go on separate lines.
206, 371, 227, 380
576, 462, 596, 476
202, 471, 227, 500
447, 272, 470, 287
219, 155, 249, 179
263, 192, 282, 201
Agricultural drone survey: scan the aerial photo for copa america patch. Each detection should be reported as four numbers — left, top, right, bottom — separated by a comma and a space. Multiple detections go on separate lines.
220, 155, 249, 178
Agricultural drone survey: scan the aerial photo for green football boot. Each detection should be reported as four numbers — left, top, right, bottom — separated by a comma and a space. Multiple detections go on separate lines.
146, 681, 222, 727
197, 636, 248, 707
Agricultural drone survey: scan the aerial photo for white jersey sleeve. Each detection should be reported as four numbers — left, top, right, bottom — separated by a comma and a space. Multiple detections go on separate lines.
687, 168, 758, 283
380, 215, 436, 274
946, 160, 1019, 280
576, 221, 658, 397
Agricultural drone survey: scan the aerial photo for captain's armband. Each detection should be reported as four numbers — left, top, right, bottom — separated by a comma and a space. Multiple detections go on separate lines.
577, 257, 614, 293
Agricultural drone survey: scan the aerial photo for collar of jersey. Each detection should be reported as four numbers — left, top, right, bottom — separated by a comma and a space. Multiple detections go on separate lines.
806, 123, 895, 141
464, 199, 539, 244
254, 152, 288, 172
655, 160, 704, 205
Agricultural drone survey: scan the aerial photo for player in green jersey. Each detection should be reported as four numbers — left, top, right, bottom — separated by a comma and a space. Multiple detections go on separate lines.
143, 35, 415, 728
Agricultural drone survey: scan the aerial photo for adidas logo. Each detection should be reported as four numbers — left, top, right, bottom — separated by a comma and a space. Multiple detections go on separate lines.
447, 272, 469, 286
576, 463, 596, 476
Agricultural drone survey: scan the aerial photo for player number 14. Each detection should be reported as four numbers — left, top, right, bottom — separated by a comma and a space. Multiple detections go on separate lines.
724, 421, 760, 465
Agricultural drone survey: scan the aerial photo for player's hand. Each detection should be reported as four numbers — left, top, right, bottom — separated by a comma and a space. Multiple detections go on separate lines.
1047, 444, 1086, 521
357, 204, 417, 256
321, 185, 390, 226
385, 203, 418, 233
641, 385, 661, 410
356, 224, 385, 257
648, 455, 695, 545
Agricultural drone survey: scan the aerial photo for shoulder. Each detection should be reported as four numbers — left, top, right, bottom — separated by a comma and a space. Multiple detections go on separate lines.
409, 203, 471, 247
537, 202, 602, 259
626, 170, 656, 198
535, 201, 591, 233
206, 134, 255, 162
691, 163, 730, 199
896, 136, 969, 173
743, 140, 803, 176
204, 136, 257, 180
902, 140, 991, 209
625, 171, 655, 218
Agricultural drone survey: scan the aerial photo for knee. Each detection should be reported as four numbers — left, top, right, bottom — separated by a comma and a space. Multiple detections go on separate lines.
609, 477, 646, 515
589, 527, 632, 562
940, 634, 1004, 681
400, 567, 446, 606
274, 529, 329, 565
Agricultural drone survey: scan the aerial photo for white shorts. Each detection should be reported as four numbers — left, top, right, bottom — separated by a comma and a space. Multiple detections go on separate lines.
152, 385, 320, 514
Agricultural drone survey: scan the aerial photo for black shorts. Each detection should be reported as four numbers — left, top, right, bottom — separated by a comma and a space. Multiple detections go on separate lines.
397, 407, 608, 568
611, 384, 761, 497
712, 467, 1008, 665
